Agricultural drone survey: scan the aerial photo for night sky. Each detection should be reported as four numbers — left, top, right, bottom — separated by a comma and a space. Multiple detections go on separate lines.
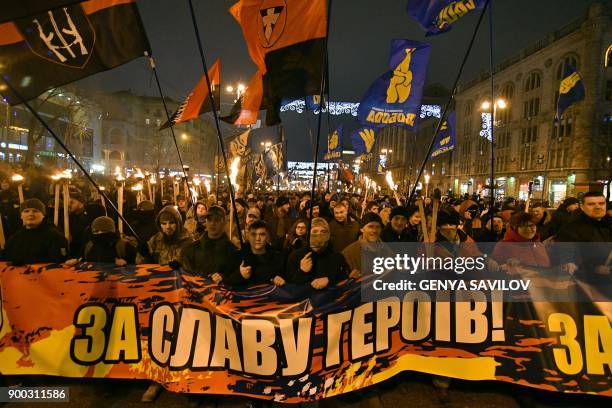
80, 0, 596, 162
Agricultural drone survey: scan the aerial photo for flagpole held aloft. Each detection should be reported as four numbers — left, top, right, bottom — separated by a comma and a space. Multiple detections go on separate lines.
408, 0, 491, 203
307, 0, 333, 248
145, 52, 194, 210
186, 0, 244, 247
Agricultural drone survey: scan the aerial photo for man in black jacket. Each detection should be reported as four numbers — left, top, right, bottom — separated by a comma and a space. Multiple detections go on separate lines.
4, 198, 68, 265
227, 220, 286, 287
557, 192, 611, 280
287, 217, 349, 289
182, 206, 238, 283
381, 206, 413, 242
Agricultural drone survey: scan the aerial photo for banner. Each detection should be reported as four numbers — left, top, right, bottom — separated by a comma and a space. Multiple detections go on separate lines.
407, 0, 487, 36
430, 111, 456, 158
357, 40, 431, 130
0, 0, 151, 105
556, 64, 585, 120
322, 124, 343, 162
350, 126, 376, 158
0, 262, 610, 402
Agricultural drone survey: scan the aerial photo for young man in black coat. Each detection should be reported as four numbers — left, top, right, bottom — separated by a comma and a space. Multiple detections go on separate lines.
4, 198, 68, 265
227, 220, 286, 287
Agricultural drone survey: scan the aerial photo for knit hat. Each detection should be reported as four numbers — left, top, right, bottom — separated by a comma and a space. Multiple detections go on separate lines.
390, 206, 410, 220
459, 199, 478, 216
206, 205, 226, 219
159, 210, 177, 223
137, 200, 155, 211
437, 210, 461, 226
406, 204, 420, 218
563, 197, 579, 207
236, 198, 248, 209
20, 198, 46, 215
360, 212, 383, 228
276, 196, 289, 207
247, 207, 261, 218
91, 216, 116, 234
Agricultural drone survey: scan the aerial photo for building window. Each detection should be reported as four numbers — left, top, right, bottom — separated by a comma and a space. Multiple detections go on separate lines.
606, 45, 612, 67
524, 71, 541, 92
520, 126, 538, 170
145, 118, 150, 125
499, 83, 514, 124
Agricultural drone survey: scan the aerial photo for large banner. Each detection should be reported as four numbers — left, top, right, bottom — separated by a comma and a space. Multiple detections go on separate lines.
0, 262, 611, 402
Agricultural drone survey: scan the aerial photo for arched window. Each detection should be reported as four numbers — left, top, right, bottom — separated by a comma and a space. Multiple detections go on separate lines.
524, 71, 541, 92
463, 100, 473, 138
606, 45, 612, 67
501, 82, 514, 100
109, 151, 122, 161
109, 128, 123, 145
556, 54, 579, 80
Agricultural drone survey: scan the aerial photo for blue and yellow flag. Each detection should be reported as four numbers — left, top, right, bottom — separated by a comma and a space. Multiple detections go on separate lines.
322, 124, 343, 162
407, 0, 486, 36
430, 111, 456, 158
350, 126, 377, 157
357, 40, 431, 130
556, 65, 585, 119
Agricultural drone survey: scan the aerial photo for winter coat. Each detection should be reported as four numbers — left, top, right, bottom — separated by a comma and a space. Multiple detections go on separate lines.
491, 228, 550, 267
182, 233, 239, 278
4, 221, 69, 265
225, 244, 286, 287
146, 206, 192, 265
287, 244, 349, 285
329, 218, 360, 252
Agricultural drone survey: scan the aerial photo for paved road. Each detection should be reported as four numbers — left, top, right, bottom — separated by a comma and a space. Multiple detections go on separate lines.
1, 373, 608, 408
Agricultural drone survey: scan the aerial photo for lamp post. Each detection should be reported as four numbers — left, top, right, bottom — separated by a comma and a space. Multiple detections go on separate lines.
481, 98, 507, 208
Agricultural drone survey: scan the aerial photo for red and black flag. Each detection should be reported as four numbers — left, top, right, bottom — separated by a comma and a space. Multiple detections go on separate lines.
220, 70, 263, 125
2, 1, 85, 24
230, 0, 327, 126
0, 0, 151, 105
159, 59, 221, 130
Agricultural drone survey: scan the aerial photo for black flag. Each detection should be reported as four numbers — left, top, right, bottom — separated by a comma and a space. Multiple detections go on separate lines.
0, 0, 151, 105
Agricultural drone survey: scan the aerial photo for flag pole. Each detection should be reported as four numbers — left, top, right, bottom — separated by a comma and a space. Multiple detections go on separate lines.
1, 76, 147, 251
408, 0, 491, 202
145, 53, 194, 211
186, 0, 243, 247
307, 0, 333, 246
487, 0, 496, 216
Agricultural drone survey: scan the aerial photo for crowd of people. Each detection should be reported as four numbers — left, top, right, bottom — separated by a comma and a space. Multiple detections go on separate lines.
0, 165, 611, 403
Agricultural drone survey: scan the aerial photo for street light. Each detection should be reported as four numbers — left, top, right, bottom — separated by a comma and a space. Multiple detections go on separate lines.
481, 98, 507, 206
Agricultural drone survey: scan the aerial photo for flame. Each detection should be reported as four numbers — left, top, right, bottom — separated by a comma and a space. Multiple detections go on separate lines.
114, 166, 124, 182
229, 157, 240, 192
61, 169, 72, 179
131, 183, 143, 192
150, 176, 157, 185
11, 174, 23, 182
135, 168, 144, 179
385, 171, 396, 191
204, 179, 211, 193
193, 177, 201, 186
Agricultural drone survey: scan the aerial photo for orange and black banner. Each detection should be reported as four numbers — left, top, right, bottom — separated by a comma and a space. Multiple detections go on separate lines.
2, 1, 85, 24
1, 262, 610, 402
230, 0, 327, 125
159, 59, 221, 130
0, 0, 151, 105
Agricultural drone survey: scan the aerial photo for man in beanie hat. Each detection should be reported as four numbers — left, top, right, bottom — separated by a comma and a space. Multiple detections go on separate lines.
129, 200, 158, 243
182, 206, 239, 284
4, 198, 68, 265
79, 216, 137, 265
381, 206, 413, 243
287, 217, 349, 290
342, 212, 387, 277
264, 196, 293, 249
472, 211, 505, 243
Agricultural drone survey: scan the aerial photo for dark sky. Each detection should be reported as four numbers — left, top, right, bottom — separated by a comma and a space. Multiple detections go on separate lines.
80, 0, 595, 161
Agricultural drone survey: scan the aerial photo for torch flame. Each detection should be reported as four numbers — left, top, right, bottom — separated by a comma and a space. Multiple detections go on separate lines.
11, 174, 23, 182
193, 177, 201, 186
229, 157, 240, 192
204, 179, 211, 193
385, 171, 396, 191
131, 183, 143, 191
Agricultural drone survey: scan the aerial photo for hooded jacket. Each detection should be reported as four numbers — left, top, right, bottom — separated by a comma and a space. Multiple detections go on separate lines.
146, 206, 192, 265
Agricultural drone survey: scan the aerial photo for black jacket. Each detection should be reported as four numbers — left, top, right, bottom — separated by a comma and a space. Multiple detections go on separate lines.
381, 224, 416, 243
4, 221, 69, 265
225, 244, 286, 287
287, 244, 349, 285
182, 234, 238, 278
